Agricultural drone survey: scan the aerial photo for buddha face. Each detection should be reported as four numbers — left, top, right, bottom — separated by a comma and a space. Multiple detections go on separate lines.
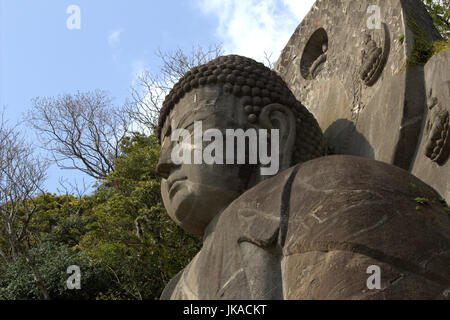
156, 86, 256, 236
155, 55, 319, 236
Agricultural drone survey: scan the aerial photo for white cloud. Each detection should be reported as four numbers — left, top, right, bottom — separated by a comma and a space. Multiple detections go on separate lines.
282, 0, 315, 21
108, 29, 124, 48
196, 0, 315, 63
131, 59, 148, 81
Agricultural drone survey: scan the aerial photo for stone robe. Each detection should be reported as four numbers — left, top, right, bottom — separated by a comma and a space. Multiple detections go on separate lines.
161, 156, 450, 300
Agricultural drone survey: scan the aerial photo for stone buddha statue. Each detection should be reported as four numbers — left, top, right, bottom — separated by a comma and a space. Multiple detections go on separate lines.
156, 55, 450, 300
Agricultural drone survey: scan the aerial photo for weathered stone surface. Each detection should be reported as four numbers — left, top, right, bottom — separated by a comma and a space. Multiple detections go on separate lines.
275, 0, 441, 171
160, 165, 294, 300
157, 52, 450, 300
161, 156, 450, 300
157, 56, 325, 236
282, 155, 450, 299
411, 50, 450, 202
158, 55, 325, 166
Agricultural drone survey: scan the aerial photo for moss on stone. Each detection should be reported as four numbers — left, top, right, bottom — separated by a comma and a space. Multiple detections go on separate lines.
439, 198, 450, 214
406, 16, 434, 66
432, 40, 450, 55
415, 197, 430, 205
405, 16, 449, 67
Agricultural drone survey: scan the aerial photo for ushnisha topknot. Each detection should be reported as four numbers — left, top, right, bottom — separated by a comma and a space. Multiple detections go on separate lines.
158, 54, 326, 164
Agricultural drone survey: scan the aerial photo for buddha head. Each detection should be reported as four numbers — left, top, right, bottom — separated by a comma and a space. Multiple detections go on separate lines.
156, 55, 325, 236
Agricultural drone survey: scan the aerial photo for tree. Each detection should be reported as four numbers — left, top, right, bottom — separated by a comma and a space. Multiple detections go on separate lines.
126, 44, 224, 131
78, 133, 201, 299
27, 90, 130, 180
0, 242, 110, 300
14, 45, 225, 300
0, 114, 50, 299
422, 0, 450, 39
0, 191, 118, 300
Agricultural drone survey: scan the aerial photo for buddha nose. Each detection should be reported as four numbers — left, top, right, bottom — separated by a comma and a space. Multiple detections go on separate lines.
156, 153, 177, 180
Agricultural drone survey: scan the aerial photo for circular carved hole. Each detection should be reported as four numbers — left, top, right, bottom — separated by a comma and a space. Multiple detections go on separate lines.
300, 28, 328, 80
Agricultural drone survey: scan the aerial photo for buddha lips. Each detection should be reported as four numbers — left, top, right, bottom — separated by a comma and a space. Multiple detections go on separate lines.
170, 121, 280, 176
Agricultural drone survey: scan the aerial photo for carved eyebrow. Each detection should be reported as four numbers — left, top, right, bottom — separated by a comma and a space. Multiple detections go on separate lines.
164, 124, 172, 137
161, 120, 170, 139
162, 116, 220, 145
161, 116, 192, 142
170, 110, 212, 132
161, 122, 195, 146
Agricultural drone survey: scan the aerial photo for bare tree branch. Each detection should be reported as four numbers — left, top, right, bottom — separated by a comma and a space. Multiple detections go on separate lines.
125, 43, 224, 132
0, 114, 50, 299
263, 51, 276, 69
57, 176, 92, 201
27, 90, 130, 180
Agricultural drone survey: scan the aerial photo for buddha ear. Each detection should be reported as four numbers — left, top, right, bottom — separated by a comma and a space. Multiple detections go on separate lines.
258, 103, 297, 170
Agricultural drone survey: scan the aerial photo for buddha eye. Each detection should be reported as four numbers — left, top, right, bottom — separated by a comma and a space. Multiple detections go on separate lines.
165, 125, 172, 138
161, 125, 172, 145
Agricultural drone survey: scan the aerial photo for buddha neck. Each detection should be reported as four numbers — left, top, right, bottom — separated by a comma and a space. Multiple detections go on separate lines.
202, 208, 225, 243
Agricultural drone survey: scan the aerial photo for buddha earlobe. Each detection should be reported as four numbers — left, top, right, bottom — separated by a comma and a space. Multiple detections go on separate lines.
258, 104, 297, 170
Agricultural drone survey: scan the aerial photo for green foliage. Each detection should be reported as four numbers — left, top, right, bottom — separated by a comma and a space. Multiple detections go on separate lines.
0, 256, 37, 299
439, 198, 450, 214
433, 39, 450, 53
29, 194, 92, 245
0, 243, 110, 300
422, 0, 450, 39
415, 197, 430, 205
406, 1, 450, 66
0, 132, 201, 300
407, 16, 435, 66
0, 194, 109, 300
78, 133, 201, 299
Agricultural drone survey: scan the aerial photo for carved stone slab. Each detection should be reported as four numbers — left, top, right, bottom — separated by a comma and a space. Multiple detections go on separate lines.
411, 50, 450, 201
275, 0, 442, 171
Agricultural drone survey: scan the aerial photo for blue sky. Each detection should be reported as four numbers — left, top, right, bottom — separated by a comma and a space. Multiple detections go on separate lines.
0, 0, 314, 193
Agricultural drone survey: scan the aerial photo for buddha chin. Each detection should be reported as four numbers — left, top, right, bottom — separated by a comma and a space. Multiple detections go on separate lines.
162, 179, 239, 236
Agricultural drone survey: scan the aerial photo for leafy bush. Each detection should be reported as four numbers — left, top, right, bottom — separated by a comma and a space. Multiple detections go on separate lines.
0, 243, 110, 300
